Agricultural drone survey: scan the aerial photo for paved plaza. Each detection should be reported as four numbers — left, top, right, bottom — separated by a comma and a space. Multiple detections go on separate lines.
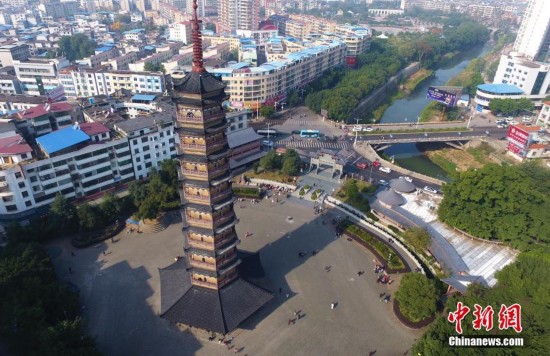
49, 197, 421, 356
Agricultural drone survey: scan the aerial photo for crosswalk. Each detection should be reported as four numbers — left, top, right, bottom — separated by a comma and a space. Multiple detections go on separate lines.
274, 139, 352, 150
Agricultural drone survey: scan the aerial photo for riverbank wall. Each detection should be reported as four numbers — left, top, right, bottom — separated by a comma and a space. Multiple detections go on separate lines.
350, 62, 421, 122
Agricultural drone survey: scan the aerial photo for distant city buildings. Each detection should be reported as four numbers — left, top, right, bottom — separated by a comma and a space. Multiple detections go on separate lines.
513, 0, 550, 62
218, 0, 260, 33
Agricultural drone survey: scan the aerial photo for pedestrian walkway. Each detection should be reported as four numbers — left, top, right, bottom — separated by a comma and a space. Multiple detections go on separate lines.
275, 139, 351, 150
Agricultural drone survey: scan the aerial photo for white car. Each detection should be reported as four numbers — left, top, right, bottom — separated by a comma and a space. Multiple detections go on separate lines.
379, 166, 391, 173
400, 176, 413, 183
352, 126, 362, 132
362, 126, 374, 132
379, 179, 388, 186
423, 186, 438, 194
509, 120, 519, 125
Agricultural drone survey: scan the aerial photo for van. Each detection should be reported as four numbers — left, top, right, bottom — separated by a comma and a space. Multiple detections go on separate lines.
522, 117, 532, 123
379, 166, 391, 173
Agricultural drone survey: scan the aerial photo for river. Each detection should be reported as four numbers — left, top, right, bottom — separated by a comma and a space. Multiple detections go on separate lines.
379, 44, 492, 181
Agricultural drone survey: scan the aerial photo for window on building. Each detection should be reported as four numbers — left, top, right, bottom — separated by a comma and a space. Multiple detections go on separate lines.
144, 154, 151, 160
25, 200, 32, 207
136, 165, 142, 170
18, 182, 25, 188
14, 172, 22, 179
22, 191, 28, 197
134, 148, 139, 154
6, 205, 17, 212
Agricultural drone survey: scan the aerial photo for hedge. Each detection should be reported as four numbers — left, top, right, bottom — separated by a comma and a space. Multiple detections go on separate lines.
232, 187, 262, 198
342, 222, 407, 271
71, 220, 126, 248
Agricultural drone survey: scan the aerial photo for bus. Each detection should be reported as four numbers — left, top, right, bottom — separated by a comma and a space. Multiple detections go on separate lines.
256, 129, 279, 136
300, 129, 320, 138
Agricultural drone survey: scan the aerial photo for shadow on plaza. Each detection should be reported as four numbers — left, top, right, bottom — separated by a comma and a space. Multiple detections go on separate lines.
75, 245, 203, 355
238, 201, 347, 331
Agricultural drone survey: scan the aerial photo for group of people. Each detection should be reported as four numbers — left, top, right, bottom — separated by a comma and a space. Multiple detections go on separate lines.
376, 273, 393, 285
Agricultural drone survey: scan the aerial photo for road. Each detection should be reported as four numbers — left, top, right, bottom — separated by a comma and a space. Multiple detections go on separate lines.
350, 127, 509, 144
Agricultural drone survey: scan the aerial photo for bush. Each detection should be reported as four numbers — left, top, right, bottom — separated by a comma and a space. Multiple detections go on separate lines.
388, 225, 401, 234
299, 188, 305, 196
233, 187, 261, 198
395, 273, 439, 322
311, 192, 318, 200
342, 222, 406, 270
366, 211, 379, 221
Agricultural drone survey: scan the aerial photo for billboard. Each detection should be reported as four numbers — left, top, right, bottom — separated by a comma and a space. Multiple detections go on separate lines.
507, 125, 529, 148
507, 142, 526, 158
427, 86, 457, 107
46, 86, 65, 102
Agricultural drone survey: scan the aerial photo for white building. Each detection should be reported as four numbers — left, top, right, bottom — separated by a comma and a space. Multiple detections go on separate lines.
80, 47, 120, 68
113, 113, 177, 180
13, 58, 69, 96
536, 101, 550, 129
493, 53, 550, 95
513, 0, 550, 61
169, 22, 192, 44
0, 44, 30, 67
0, 75, 22, 95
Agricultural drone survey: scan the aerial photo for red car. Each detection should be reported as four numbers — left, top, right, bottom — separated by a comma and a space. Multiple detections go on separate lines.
372, 160, 381, 167
356, 162, 369, 169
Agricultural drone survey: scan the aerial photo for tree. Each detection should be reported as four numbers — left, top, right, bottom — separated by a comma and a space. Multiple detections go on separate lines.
438, 163, 550, 249
280, 149, 301, 176
259, 150, 281, 171
489, 98, 535, 115
143, 62, 162, 72
259, 105, 275, 118
77, 204, 101, 231
49, 193, 78, 234
100, 192, 121, 221
395, 273, 439, 321
345, 180, 360, 200
58, 34, 97, 61
226, 49, 238, 62
402, 227, 431, 252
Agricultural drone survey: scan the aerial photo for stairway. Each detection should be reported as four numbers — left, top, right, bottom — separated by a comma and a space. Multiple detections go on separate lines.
138, 212, 179, 233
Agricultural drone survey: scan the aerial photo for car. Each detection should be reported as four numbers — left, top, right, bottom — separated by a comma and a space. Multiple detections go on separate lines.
372, 160, 381, 167
352, 126, 362, 132
379, 179, 388, 186
496, 113, 505, 117
499, 136, 507, 140
522, 117, 532, 123
505, 117, 514, 123
362, 126, 374, 132
400, 176, 413, 183
510, 120, 519, 125
379, 166, 391, 173
497, 124, 507, 128
356, 162, 369, 169
423, 186, 438, 194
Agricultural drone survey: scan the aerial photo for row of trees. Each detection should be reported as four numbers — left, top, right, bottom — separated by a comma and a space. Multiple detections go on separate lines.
259, 149, 302, 176
438, 163, 550, 250
57, 34, 97, 61
304, 20, 489, 122
143, 62, 166, 73
0, 243, 99, 355
489, 98, 535, 116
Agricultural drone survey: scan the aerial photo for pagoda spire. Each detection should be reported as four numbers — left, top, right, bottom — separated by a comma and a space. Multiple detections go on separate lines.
191, 0, 205, 73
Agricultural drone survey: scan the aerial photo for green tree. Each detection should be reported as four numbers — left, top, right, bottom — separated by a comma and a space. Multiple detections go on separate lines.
402, 227, 431, 252
395, 273, 439, 321
58, 34, 97, 61
49, 193, 78, 234
99, 192, 121, 221
345, 180, 360, 200
280, 149, 301, 176
259, 105, 275, 118
77, 204, 101, 231
259, 150, 281, 171
489, 98, 535, 115
227, 49, 238, 62
143, 62, 161, 72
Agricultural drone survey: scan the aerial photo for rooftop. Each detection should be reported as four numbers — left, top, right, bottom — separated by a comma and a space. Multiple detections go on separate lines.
114, 113, 173, 133
477, 83, 524, 95
16, 106, 49, 120
513, 123, 541, 132
0, 134, 32, 155
132, 94, 157, 102
80, 122, 110, 136
227, 127, 262, 148
36, 126, 90, 155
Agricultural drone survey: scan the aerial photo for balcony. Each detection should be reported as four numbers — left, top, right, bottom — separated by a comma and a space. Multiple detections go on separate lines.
180, 142, 206, 153
214, 233, 237, 249
212, 211, 235, 228
184, 193, 211, 204
211, 188, 231, 203
205, 139, 226, 154
181, 168, 208, 179
191, 279, 218, 289
217, 253, 238, 268
209, 164, 229, 179
189, 259, 216, 271
186, 216, 213, 229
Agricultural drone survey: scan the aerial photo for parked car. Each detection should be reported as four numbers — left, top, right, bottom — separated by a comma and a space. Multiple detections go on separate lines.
510, 120, 519, 125
379, 166, 391, 173
379, 179, 388, 186
400, 176, 413, 183
356, 162, 369, 169
372, 160, 381, 168
423, 186, 438, 194
522, 117, 532, 123
362, 126, 374, 132
352, 126, 362, 132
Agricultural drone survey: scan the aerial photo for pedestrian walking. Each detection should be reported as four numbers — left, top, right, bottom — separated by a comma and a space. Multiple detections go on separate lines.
331, 303, 335, 309
71, 251, 75, 257
286, 293, 290, 299
288, 319, 292, 326
102, 251, 106, 255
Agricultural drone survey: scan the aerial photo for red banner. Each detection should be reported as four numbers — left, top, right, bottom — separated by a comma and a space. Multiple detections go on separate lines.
507, 142, 525, 157
507, 125, 529, 148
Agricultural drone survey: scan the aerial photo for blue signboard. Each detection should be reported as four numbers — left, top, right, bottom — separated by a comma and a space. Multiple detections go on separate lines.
427, 87, 457, 107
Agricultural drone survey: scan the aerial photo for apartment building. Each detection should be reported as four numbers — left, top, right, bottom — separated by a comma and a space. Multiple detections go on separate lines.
467, 5, 495, 20
0, 44, 30, 67
218, 0, 260, 33
113, 113, 177, 180
38, 1, 81, 20
80, 46, 120, 68
0, 94, 47, 113
13, 58, 69, 96
169, 22, 192, 45
59, 67, 165, 98
0, 74, 22, 94
536, 101, 550, 128
13, 101, 76, 137
128, 43, 183, 71
513, 0, 550, 61
210, 41, 346, 108
100, 51, 140, 71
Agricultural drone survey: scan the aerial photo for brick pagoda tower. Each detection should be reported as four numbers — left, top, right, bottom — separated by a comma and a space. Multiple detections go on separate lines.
159, 0, 272, 334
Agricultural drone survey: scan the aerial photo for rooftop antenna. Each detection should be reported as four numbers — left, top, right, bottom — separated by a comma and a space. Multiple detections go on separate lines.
191, 0, 205, 73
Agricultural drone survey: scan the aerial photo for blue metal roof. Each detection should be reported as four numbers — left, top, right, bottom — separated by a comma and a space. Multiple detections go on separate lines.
37, 127, 90, 155
132, 94, 157, 102
96, 46, 112, 52
477, 84, 524, 95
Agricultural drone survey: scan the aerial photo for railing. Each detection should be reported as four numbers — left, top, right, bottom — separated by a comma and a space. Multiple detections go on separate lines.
176, 114, 203, 123
215, 234, 237, 249
211, 189, 231, 202
189, 259, 216, 271
205, 139, 226, 151
182, 168, 208, 177
180, 143, 206, 151
202, 111, 225, 122
191, 279, 218, 289
186, 217, 213, 228
209, 164, 229, 177
217, 253, 238, 268
213, 212, 234, 228
184, 193, 211, 202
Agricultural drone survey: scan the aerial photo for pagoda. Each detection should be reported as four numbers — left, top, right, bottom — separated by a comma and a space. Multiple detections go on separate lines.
158, 0, 272, 334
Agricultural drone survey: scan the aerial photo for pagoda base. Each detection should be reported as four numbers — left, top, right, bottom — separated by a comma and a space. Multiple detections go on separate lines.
159, 251, 273, 334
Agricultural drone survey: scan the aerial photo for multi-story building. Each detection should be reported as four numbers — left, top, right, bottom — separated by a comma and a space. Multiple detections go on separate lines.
536, 101, 550, 128
506, 123, 550, 160
169, 22, 192, 45
493, 53, 550, 95
0, 74, 22, 95
159, 8, 272, 331
13, 101, 76, 137
120, 0, 130, 12
38, 1, 81, 20
218, 0, 259, 33
113, 113, 177, 180
0, 94, 47, 113
100, 51, 140, 70
513, 0, 550, 61
13, 58, 69, 96
0, 44, 30, 68
59, 67, 166, 98
128, 42, 183, 71
80, 46, 120, 68
123, 28, 146, 42
467, 5, 495, 20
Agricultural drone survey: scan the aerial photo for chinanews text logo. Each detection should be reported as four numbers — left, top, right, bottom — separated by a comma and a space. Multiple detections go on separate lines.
447, 302, 524, 348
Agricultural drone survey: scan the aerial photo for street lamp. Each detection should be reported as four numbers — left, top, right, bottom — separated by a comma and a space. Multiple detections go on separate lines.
267, 122, 271, 150
368, 162, 374, 183
467, 114, 474, 129
354, 118, 360, 147
415, 115, 420, 129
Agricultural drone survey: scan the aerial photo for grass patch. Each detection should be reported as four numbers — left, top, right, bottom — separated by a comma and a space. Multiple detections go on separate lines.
232, 187, 261, 198
403, 68, 433, 92
336, 179, 373, 212
466, 142, 495, 164
341, 222, 406, 270
246, 170, 294, 183
429, 153, 458, 174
